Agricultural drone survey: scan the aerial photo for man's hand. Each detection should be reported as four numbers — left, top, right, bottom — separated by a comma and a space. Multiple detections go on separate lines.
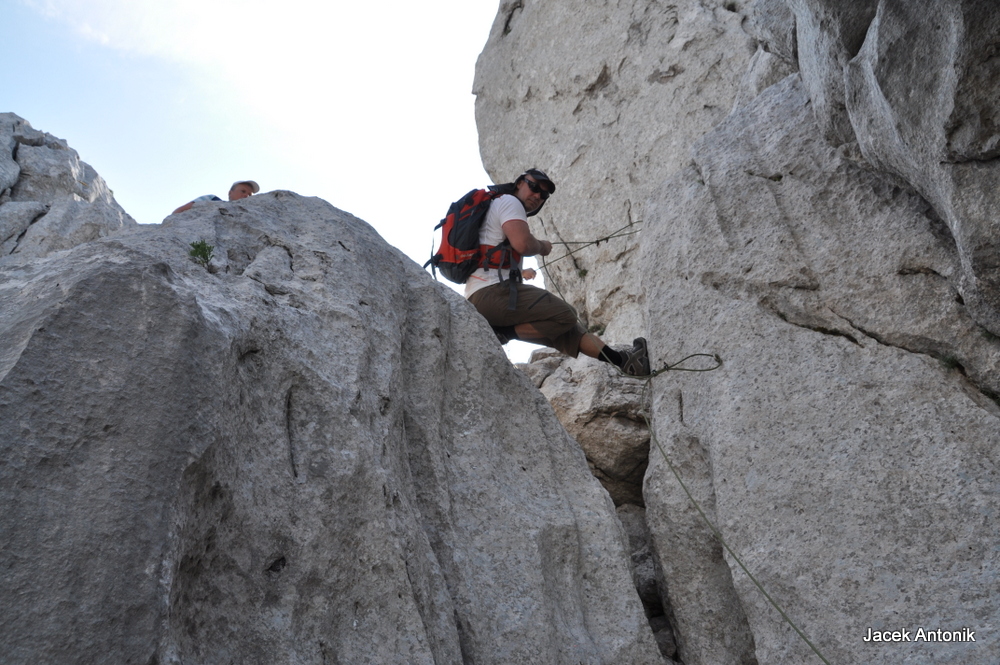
522, 268, 537, 280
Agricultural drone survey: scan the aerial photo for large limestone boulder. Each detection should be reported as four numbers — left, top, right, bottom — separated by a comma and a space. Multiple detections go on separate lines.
0, 187, 663, 663
0, 113, 135, 260
477, 1, 1000, 664
643, 71, 999, 665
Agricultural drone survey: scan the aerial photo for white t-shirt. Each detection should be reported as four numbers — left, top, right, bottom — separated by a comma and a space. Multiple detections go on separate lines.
464, 194, 526, 298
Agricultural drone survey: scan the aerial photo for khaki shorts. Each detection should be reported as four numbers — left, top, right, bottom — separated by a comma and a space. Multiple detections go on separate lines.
468, 281, 587, 357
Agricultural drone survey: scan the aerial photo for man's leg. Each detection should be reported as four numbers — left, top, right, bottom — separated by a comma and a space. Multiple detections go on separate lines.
469, 283, 651, 375
577, 332, 606, 358
511, 322, 551, 341
577, 332, 652, 377
470, 282, 582, 350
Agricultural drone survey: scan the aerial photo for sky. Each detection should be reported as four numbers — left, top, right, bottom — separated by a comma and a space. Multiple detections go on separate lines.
3, 0, 541, 361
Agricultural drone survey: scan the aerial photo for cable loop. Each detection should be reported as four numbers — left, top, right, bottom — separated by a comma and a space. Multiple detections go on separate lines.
651, 353, 722, 375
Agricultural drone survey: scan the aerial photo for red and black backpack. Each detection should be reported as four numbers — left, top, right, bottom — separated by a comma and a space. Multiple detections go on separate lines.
425, 183, 520, 284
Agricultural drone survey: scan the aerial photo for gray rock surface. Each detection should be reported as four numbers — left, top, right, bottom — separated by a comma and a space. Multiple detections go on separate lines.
477, 1, 1000, 664
0, 201, 48, 255
0, 186, 663, 664
643, 65, 999, 665
844, 0, 1000, 334
524, 349, 651, 507
0, 113, 135, 262
787, 0, 878, 143
0, 118, 19, 194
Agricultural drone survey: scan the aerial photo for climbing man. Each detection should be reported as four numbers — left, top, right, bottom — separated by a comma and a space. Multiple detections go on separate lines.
172, 180, 260, 214
465, 168, 651, 376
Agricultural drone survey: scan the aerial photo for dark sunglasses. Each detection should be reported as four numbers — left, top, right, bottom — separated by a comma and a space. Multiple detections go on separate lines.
524, 178, 551, 199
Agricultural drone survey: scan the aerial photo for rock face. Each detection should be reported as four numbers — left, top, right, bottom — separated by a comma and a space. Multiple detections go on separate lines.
843, 0, 1000, 332
0, 113, 135, 259
0, 167, 663, 660
643, 72, 1000, 665
521, 350, 651, 507
477, 1, 1000, 664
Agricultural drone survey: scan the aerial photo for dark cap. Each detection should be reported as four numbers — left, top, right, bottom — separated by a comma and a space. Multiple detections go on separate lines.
520, 168, 555, 194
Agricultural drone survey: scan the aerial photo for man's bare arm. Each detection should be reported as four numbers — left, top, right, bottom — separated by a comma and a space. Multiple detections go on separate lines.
502, 219, 552, 256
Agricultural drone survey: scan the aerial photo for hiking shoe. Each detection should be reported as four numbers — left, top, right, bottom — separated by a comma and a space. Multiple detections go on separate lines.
621, 337, 651, 377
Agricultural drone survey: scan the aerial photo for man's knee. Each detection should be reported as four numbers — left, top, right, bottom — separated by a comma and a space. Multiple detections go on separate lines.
542, 295, 580, 329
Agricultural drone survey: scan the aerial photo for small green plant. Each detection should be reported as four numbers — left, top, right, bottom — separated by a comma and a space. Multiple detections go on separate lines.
189, 240, 214, 266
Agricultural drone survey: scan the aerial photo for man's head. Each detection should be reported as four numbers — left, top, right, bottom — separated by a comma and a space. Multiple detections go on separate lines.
513, 169, 555, 214
228, 180, 260, 201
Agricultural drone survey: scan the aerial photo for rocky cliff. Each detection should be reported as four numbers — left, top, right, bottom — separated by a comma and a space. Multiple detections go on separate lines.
0, 115, 663, 663
7, 0, 1000, 661
476, 1, 1000, 664
1, 113, 135, 259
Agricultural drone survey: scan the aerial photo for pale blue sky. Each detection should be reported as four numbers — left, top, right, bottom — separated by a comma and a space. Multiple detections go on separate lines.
3, 0, 540, 361
3, 0, 496, 261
